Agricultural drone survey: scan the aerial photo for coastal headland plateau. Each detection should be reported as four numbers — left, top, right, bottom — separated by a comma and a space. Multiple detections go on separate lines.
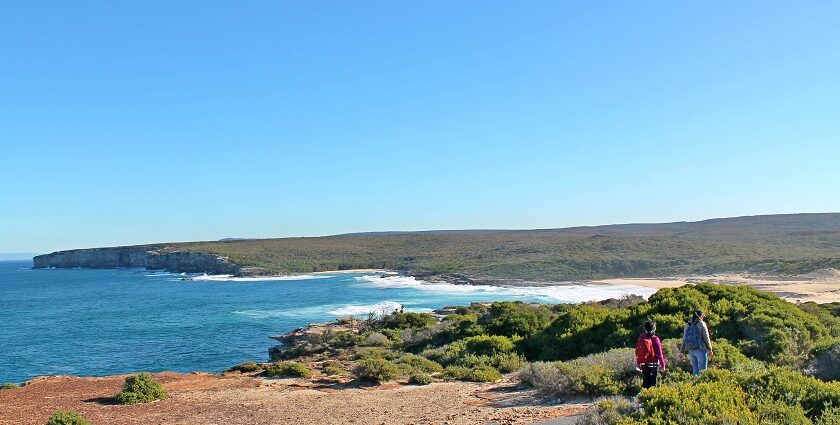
32, 213, 840, 282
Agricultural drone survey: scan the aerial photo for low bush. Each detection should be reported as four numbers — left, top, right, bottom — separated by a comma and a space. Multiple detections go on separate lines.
441, 365, 471, 381
115, 373, 167, 405
577, 396, 638, 425
363, 332, 391, 347
323, 365, 348, 376
817, 406, 840, 425
638, 379, 756, 424
518, 349, 638, 397
322, 360, 349, 376
353, 347, 400, 361
421, 341, 467, 366
262, 361, 313, 378
494, 352, 526, 373
227, 360, 262, 373
622, 368, 840, 425
465, 365, 502, 382
408, 373, 433, 385
1, 383, 18, 390
372, 311, 437, 330
354, 358, 398, 382
45, 411, 91, 425
396, 354, 443, 374
463, 335, 515, 356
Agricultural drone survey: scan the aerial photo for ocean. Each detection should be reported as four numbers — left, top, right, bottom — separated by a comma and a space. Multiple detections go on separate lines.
0, 261, 655, 384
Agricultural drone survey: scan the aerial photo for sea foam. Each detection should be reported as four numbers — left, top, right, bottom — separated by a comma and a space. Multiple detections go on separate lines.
327, 301, 404, 317
353, 275, 657, 303
191, 273, 335, 282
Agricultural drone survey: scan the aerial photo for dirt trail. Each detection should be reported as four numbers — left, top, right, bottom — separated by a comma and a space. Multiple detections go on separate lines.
0, 373, 588, 425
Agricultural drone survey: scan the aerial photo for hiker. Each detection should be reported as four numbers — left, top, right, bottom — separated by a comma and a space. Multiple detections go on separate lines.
635, 319, 666, 388
681, 309, 714, 376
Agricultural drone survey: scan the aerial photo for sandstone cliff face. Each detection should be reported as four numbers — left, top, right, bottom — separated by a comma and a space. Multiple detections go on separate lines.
33, 247, 240, 275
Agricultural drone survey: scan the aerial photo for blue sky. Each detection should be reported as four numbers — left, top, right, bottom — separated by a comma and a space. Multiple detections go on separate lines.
1, 1, 839, 253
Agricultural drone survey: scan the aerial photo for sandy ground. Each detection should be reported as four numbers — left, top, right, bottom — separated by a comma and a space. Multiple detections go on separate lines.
0, 373, 588, 425
589, 270, 840, 303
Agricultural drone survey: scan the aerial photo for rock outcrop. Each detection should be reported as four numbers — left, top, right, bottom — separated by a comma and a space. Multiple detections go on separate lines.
33, 247, 240, 275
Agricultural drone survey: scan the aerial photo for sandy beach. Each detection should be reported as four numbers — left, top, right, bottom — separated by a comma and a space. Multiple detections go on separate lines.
588, 269, 840, 304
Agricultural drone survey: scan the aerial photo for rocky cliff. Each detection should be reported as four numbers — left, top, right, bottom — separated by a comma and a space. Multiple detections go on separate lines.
33, 247, 240, 275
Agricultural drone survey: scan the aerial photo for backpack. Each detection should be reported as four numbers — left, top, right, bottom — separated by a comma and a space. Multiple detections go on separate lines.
684, 321, 703, 351
635, 333, 656, 365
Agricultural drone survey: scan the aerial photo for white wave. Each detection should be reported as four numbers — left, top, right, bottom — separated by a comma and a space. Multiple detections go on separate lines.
327, 301, 403, 317
353, 275, 656, 303
232, 305, 329, 318
144, 272, 180, 277
190, 274, 335, 282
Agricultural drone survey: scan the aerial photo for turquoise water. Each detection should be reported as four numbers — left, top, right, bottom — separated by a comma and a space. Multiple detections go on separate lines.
0, 261, 653, 384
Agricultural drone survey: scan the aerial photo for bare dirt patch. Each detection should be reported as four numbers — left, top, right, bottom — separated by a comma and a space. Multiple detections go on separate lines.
0, 373, 586, 425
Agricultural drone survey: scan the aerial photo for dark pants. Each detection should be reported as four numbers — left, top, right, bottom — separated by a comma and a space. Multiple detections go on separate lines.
641, 364, 659, 388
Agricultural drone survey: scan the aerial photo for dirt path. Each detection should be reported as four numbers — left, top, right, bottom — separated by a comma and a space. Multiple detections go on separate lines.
0, 373, 588, 425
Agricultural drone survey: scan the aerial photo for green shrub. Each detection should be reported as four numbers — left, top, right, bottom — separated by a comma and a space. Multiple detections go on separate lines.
45, 411, 91, 425
396, 354, 443, 373
625, 367, 840, 424
482, 302, 555, 338
322, 331, 365, 348
421, 341, 467, 366
638, 380, 756, 424
528, 283, 833, 365
493, 352, 526, 373
463, 335, 515, 356
363, 332, 391, 347
465, 365, 502, 382
354, 358, 398, 382
408, 373, 433, 385
373, 311, 437, 330
1, 383, 18, 390
518, 350, 638, 398
817, 406, 840, 425
227, 360, 263, 373
262, 361, 313, 378
577, 396, 638, 425
753, 399, 812, 425
441, 365, 471, 381
115, 373, 167, 404
323, 365, 348, 376
322, 360, 349, 376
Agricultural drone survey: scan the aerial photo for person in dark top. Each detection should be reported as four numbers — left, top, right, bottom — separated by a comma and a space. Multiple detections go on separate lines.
635, 319, 667, 388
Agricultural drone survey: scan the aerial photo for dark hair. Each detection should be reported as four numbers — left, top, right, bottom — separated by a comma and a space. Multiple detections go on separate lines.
643, 320, 656, 335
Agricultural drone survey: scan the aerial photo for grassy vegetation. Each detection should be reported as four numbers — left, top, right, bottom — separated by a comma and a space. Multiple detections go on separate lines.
146, 214, 840, 280
262, 361, 313, 378
265, 282, 840, 423
45, 411, 90, 425
114, 373, 167, 405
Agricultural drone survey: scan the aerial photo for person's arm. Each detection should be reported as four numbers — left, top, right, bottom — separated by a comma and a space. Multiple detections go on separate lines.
653, 337, 666, 371
699, 321, 713, 353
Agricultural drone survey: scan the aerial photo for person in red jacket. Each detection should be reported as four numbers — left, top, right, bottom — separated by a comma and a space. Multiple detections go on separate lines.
635, 319, 666, 388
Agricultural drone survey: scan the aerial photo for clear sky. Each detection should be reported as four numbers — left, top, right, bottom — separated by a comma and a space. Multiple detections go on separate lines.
2, 1, 839, 253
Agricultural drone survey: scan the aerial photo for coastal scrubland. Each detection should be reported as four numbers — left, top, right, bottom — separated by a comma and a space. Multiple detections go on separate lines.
176, 213, 840, 280
249, 282, 840, 424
